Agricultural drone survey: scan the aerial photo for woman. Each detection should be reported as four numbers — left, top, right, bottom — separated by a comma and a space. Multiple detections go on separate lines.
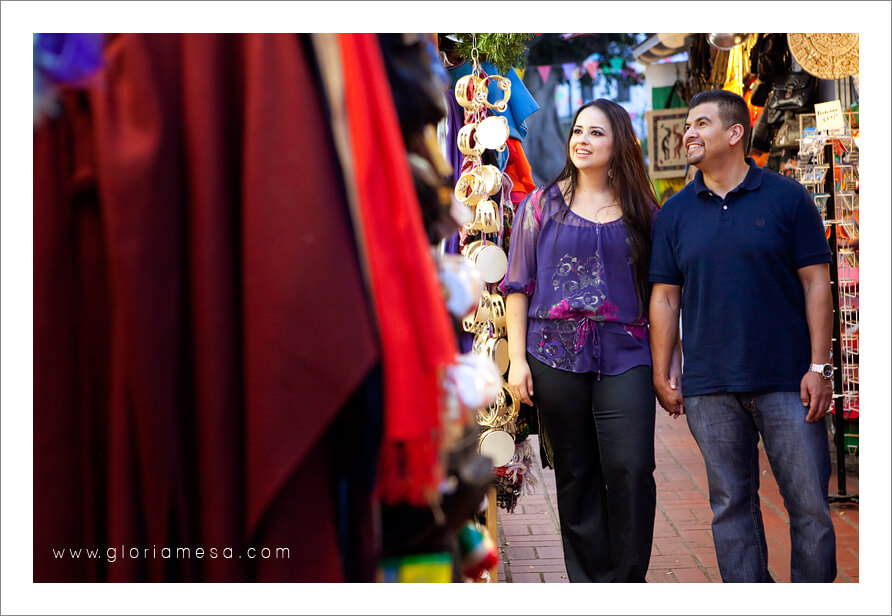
500, 99, 674, 582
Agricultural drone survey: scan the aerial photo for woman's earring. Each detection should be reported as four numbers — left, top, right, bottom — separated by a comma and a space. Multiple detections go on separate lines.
607, 168, 615, 182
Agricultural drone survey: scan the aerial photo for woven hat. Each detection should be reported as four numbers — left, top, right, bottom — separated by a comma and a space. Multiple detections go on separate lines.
788, 33, 859, 80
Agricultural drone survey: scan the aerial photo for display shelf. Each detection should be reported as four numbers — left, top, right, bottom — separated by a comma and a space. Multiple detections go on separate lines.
795, 130, 859, 501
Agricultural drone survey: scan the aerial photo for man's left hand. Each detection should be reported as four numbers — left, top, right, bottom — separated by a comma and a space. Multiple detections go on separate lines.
800, 371, 833, 422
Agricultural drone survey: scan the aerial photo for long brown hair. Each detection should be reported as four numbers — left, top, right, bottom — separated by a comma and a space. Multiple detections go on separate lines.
545, 99, 657, 319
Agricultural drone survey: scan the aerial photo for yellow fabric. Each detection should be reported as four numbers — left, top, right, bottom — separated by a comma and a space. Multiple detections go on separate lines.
722, 45, 744, 96
723, 34, 758, 96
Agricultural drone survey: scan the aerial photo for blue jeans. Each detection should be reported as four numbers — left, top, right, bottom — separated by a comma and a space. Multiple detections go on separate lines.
685, 392, 837, 582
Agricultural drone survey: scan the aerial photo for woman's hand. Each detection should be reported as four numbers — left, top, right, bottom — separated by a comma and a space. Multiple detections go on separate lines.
507, 358, 535, 406
658, 341, 684, 418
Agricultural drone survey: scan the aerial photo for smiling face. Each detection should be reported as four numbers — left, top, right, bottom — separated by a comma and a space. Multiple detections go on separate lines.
569, 105, 614, 173
683, 102, 739, 168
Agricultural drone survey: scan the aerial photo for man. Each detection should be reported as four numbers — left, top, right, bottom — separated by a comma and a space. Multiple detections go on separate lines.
648, 90, 837, 582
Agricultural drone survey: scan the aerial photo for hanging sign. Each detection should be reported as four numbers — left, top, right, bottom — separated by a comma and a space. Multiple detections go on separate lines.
814, 100, 846, 134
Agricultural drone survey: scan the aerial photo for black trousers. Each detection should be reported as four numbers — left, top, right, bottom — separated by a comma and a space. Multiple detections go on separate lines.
528, 354, 656, 582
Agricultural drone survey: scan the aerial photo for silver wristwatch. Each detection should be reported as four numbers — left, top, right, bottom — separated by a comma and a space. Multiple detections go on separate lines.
809, 363, 833, 379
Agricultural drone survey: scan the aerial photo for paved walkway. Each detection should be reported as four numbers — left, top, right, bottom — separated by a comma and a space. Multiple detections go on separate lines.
495, 407, 859, 583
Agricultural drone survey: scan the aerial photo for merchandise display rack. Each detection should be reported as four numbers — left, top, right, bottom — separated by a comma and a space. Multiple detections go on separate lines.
794, 126, 859, 504
452, 59, 536, 582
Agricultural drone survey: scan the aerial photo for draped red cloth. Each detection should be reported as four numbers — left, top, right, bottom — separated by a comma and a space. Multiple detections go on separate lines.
504, 137, 537, 205
337, 33, 459, 507
34, 33, 378, 582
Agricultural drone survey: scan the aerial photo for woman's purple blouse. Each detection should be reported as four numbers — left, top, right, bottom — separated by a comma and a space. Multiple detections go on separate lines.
499, 184, 651, 375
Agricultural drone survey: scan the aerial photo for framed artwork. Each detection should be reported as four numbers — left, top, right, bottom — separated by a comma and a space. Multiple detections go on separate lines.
645, 108, 689, 179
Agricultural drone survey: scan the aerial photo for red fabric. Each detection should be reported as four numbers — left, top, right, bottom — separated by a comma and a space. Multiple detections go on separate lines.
504, 138, 537, 205
337, 34, 459, 506
34, 33, 378, 582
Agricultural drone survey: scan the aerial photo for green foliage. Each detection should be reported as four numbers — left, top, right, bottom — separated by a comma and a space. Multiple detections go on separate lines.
449, 33, 537, 74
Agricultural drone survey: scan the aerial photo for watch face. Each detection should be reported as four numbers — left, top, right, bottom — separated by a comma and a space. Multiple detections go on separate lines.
822, 364, 833, 378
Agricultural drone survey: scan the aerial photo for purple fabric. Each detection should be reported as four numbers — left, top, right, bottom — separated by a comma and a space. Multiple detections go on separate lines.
444, 92, 464, 257
446, 92, 464, 186
500, 184, 652, 375
444, 92, 472, 353
34, 34, 105, 83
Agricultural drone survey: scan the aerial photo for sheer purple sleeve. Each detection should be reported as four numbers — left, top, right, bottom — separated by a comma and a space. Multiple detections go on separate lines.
499, 189, 541, 296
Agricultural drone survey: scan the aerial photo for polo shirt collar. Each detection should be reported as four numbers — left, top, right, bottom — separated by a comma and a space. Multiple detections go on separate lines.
693, 157, 764, 197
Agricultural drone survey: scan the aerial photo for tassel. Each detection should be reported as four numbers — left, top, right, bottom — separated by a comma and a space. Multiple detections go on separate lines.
457, 522, 498, 580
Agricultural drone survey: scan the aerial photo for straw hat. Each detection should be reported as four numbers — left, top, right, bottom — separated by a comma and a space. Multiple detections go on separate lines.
788, 33, 859, 80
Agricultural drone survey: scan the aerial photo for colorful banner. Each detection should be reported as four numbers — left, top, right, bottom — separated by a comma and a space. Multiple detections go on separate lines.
536, 64, 551, 83
562, 62, 577, 81
584, 59, 600, 78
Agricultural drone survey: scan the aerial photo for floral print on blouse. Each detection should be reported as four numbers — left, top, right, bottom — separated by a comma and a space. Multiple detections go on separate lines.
499, 184, 652, 375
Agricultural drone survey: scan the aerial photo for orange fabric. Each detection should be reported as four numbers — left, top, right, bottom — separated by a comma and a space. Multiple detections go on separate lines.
743, 87, 763, 127
338, 34, 459, 506
751, 151, 770, 167
504, 138, 537, 204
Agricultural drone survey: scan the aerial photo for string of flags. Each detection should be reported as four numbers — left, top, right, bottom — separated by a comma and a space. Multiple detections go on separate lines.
532, 53, 643, 84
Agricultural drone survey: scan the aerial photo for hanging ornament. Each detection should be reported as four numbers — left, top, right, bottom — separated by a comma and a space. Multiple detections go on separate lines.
457, 522, 499, 580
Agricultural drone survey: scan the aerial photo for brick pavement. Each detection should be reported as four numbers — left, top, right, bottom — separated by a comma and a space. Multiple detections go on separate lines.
495, 406, 859, 583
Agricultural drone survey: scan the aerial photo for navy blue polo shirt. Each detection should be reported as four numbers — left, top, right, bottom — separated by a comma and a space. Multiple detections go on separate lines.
649, 158, 831, 396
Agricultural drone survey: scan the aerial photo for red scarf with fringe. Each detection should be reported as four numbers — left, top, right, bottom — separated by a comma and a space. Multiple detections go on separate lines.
337, 34, 459, 506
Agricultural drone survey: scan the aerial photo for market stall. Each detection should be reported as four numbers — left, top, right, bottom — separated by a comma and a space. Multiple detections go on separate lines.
637, 33, 861, 493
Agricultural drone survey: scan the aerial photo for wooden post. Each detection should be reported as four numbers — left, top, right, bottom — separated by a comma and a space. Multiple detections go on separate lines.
486, 486, 499, 582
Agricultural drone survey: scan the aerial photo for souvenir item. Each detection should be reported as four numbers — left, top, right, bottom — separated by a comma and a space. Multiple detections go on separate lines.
474, 164, 503, 195
488, 293, 507, 338
454, 73, 482, 109
469, 199, 499, 234
478, 428, 515, 467
476, 75, 512, 112
471, 331, 485, 355
454, 171, 487, 206
788, 33, 859, 80
449, 191, 475, 226
474, 115, 510, 151
457, 122, 485, 158
476, 385, 519, 428
768, 71, 816, 113
472, 291, 491, 327
473, 334, 509, 375
485, 338, 509, 375
377, 553, 453, 583
464, 241, 507, 284
437, 253, 484, 318
445, 352, 502, 411
457, 522, 498, 580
